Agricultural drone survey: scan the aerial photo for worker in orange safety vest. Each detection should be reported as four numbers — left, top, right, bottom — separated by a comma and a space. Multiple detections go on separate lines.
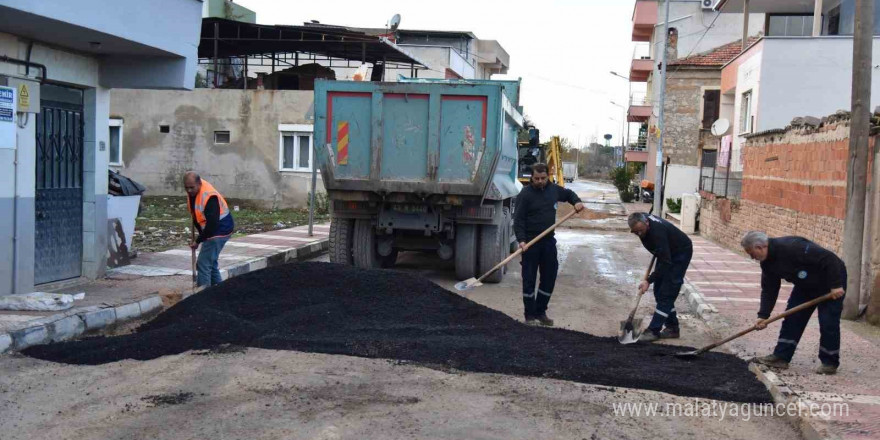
184, 171, 235, 287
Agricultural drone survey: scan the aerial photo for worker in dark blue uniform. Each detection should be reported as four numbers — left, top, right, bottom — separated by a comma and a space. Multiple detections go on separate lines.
513, 163, 583, 326
741, 231, 846, 375
628, 212, 693, 342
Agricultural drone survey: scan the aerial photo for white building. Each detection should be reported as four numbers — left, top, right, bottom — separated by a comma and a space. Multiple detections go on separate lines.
0, 0, 202, 294
718, 0, 880, 173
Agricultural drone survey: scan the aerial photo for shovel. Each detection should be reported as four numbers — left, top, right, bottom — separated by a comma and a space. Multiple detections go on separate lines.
618, 255, 657, 344
674, 292, 836, 359
454, 209, 579, 291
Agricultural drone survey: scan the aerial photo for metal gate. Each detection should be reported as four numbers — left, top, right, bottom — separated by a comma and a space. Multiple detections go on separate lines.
34, 85, 84, 284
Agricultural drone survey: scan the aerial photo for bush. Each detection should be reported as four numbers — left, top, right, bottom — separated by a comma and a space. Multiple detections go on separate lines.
666, 198, 682, 214
609, 166, 635, 192
620, 189, 636, 203
308, 192, 330, 215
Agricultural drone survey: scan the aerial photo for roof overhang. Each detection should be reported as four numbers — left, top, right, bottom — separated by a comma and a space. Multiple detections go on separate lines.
199, 18, 426, 68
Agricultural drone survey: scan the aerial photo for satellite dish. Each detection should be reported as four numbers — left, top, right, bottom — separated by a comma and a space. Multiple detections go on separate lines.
711, 118, 731, 136
389, 14, 401, 31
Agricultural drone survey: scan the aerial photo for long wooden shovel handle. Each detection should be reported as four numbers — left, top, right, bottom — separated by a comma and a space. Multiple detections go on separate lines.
626, 255, 657, 322
697, 292, 835, 354
190, 227, 197, 289
475, 209, 579, 284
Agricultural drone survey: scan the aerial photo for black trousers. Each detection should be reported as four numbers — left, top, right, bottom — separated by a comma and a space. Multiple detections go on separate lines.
773, 274, 845, 367
646, 248, 693, 333
521, 236, 558, 318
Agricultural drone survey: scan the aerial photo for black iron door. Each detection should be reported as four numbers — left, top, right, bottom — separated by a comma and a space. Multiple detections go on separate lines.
34, 85, 84, 284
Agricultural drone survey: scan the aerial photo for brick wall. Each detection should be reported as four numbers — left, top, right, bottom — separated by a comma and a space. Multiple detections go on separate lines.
699, 117, 870, 255
699, 196, 845, 255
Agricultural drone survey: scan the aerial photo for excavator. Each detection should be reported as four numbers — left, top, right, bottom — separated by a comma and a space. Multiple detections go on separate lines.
517, 127, 565, 187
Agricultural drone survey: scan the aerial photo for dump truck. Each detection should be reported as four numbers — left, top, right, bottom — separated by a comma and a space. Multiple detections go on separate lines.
314, 79, 525, 282
563, 162, 578, 183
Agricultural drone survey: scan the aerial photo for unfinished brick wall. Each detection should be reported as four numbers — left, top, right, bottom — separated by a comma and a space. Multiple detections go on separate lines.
699, 118, 870, 255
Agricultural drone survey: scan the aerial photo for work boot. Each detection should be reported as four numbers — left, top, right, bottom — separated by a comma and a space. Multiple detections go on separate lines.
815, 364, 838, 375
640, 331, 660, 343
752, 354, 790, 369
536, 314, 554, 327
659, 327, 680, 339
524, 316, 540, 326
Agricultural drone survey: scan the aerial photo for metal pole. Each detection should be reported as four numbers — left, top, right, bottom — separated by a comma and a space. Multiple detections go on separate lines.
308, 139, 318, 236
724, 143, 732, 197
653, 0, 671, 215
243, 56, 248, 89
843, 0, 874, 319
213, 22, 219, 88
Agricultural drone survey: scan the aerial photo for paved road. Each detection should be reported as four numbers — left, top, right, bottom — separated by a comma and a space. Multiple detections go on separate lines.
0, 229, 800, 439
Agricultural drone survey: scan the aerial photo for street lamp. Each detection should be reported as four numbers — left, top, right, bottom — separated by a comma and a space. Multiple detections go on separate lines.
610, 101, 626, 150
609, 71, 632, 148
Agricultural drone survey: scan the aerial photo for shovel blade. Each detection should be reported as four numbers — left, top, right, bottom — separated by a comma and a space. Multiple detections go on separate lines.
674, 350, 701, 359
618, 330, 640, 345
454, 278, 482, 292
617, 318, 643, 343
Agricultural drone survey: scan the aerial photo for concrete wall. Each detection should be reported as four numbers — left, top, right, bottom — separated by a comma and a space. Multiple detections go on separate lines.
110, 89, 323, 209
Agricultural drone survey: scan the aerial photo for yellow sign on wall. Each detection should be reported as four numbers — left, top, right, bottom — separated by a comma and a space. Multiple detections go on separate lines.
17, 83, 29, 111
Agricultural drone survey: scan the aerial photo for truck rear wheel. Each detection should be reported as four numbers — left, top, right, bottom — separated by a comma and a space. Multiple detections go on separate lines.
329, 218, 354, 265
454, 224, 478, 281
353, 219, 382, 269
478, 208, 510, 284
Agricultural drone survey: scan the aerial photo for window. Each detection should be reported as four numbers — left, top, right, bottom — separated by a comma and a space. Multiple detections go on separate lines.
702, 89, 721, 130
159, 125, 170, 133
767, 14, 813, 37
214, 130, 230, 144
278, 124, 315, 172
740, 91, 753, 134
109, 119, 123, 166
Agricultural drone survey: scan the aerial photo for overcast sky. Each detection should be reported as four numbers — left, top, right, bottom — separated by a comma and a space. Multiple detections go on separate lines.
235, 0, 639, 148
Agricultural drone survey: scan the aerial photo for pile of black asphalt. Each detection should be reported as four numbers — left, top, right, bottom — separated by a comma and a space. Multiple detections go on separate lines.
24, 262, 772, 403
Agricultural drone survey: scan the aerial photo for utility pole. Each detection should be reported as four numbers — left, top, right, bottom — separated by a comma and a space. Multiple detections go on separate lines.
654, 0, 671, 216
843, 0, 873, 319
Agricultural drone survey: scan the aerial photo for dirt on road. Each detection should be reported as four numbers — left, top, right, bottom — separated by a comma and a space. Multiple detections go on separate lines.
0, 349, 801, 440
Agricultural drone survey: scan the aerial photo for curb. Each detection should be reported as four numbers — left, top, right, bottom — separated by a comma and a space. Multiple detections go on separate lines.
685, 279, 836, 440
681, 279, 718, 321
0, 238, 329, 355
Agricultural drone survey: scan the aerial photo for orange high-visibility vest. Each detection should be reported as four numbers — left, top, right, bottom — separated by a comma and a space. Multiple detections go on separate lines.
187, 179, 230, 229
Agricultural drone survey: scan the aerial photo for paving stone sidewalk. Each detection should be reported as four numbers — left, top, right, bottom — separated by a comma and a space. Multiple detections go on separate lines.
0, 224, 329, 354
686, 235, 880, 440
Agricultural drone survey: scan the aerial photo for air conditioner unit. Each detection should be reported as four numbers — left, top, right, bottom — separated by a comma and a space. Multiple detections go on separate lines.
701, 0, 716, 10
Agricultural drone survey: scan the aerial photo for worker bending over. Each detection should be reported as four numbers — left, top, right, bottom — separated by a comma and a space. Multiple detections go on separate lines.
513, 163, 584, 326
184, 172, 235, 287
628, 212, 693, 342
741, 231, 846, 375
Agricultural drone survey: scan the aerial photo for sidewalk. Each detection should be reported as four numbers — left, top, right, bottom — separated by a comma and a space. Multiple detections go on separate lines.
0, 223, 329, 354
686, 236, 880, 440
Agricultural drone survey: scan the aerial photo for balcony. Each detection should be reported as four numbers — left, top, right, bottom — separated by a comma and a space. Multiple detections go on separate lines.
628, 95, 652, 123
632, 0, 658, 42
629, 43, 652, 82
625, 150, 649, 163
